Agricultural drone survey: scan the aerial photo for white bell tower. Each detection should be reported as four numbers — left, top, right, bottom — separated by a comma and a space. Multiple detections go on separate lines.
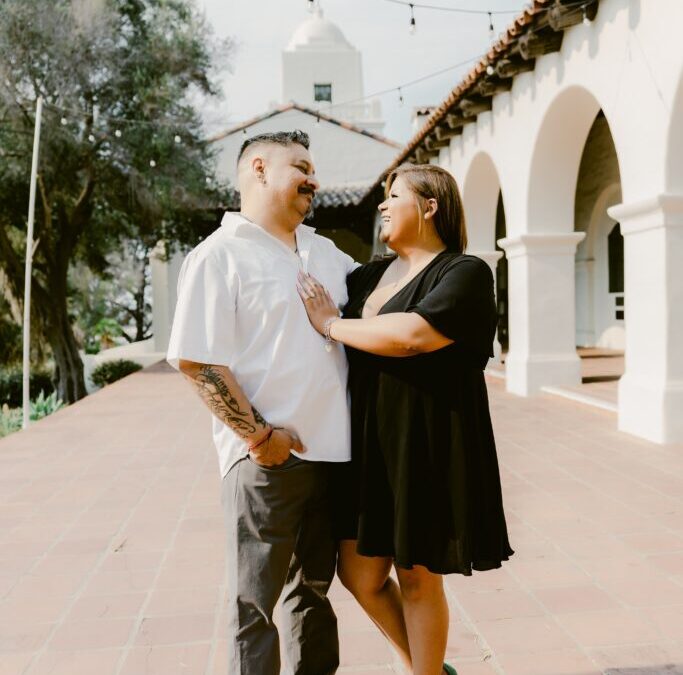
282, 5, 385, 133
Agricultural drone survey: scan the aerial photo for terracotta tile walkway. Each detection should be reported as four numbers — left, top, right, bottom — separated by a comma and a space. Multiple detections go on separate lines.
1, 362, 682, 675
488, 349, 623, 411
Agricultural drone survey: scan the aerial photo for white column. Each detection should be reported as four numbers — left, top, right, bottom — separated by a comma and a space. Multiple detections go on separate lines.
498, 233, 585, 395
574, 257, 595, 346
470, 250, 504, 362
150, 242, 185, 353
608, 194, 683, 443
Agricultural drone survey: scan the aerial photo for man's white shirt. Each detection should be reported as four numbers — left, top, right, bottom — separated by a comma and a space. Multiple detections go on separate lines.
167, 212, 359, 479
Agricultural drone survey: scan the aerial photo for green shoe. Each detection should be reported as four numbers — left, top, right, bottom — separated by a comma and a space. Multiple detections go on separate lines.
443, 664, 458, 675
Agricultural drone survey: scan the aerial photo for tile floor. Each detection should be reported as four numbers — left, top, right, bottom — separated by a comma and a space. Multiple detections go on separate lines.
1, 361, 682, 674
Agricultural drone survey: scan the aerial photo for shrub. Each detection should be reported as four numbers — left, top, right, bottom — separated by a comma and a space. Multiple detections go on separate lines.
0, 369, 54, 408
30, 390, 64, 420
91, 359, 142, 388
0, 404, 21, 438
0, 391, 64, 438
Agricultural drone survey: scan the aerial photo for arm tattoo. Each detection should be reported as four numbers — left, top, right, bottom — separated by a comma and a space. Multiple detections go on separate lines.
193, 365, 264, 438
251, 406, 268, 427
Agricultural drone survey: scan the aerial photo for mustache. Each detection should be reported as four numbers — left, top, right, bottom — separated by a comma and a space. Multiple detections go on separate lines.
298, 186, 316, 196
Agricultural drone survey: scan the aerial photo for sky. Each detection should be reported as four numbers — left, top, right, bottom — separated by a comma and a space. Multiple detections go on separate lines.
196, 0, 526, 144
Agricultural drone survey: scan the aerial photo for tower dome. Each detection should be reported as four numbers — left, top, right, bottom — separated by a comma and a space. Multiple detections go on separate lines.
286, 7, 353, 51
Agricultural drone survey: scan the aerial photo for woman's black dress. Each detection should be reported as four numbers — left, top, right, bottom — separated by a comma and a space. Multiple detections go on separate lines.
335, 251, 514, 575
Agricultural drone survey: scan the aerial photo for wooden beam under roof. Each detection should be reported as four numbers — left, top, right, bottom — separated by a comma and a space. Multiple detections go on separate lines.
519, 28, 564, 60
495, 57, 536, 79
459, 97, 493, 118
548, 0, 598, 31
475, 78, 513, 98
424, 135, 450, 152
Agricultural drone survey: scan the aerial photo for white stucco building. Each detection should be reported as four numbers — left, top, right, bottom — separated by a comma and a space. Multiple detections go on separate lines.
209, 6, 397, 189
369, 0, 683, 444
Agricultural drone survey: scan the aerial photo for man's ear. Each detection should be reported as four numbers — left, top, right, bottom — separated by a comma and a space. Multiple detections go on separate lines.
252, 156, 266, 184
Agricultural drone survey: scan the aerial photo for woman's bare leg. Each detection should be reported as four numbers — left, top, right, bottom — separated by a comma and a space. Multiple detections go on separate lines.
395, 564, 449, 675
337, 540, 412, 671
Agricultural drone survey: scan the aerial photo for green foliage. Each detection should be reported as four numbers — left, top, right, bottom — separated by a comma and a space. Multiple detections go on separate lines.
90, 359, 142, 388
0, 0, 232, 402
0, 390, 64, 438
30, 390, 64, 419
0, 368, 55, 407
69, 240, 155, 355
0, 405, 21, 438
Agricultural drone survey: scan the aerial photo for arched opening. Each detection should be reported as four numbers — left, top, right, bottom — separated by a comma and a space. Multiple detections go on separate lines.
495, 191, 508, 352
462, 152, 501, 251
461, 152, 508, 359
504, 85, 627, 396
573, 111, 624, 353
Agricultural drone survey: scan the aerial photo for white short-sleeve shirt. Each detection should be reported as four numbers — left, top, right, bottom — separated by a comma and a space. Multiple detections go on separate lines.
167, 212, 359, 479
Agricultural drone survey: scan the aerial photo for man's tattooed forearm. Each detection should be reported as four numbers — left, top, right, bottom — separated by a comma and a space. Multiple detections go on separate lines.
194, 365, 257, 438
251, 406, 268, 428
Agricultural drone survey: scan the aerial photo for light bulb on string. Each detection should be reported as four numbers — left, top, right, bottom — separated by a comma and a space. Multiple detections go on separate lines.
486, 64, 495, 76
242, 127, 247, 135
149, 159, 156, 168
315, 114, 320, 127
398, 87, 404, 107
205, 176, 212, 185
88, 134, 95, 143
582, 5, 591, 25
488, 12, 494, 39
60, 117, 68, 126
409, 4, 416, 35
174, 134, 181, 144
114, 129, 122, 138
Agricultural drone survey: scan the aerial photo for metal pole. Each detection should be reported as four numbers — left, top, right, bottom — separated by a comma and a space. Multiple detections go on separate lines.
22, 96, 43, 430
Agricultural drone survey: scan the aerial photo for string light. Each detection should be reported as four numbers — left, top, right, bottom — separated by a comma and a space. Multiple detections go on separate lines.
398, 87, 404, 106
488, 12, 494, 38
582, 4, 591, 25
2, 97, 223, 185
409, 4, 416, 35
486, 64, 495, 76
384, 0, 521, 16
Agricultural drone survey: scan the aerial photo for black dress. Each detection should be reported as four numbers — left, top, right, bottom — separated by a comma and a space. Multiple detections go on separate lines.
335, 251, 514, 575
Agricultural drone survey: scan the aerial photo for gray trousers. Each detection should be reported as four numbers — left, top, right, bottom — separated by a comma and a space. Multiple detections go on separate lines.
221, 454, 339, 675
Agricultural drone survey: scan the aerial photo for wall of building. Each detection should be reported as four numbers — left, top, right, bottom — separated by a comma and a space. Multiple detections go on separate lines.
434, 0, 683, 442
212, 108, 398, 188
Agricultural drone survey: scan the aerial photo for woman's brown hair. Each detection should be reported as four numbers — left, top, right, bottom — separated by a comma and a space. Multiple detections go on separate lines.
385, 163, 468, 254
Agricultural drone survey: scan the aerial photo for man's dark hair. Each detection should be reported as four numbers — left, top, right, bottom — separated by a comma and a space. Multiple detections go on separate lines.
237, 130, 310, 164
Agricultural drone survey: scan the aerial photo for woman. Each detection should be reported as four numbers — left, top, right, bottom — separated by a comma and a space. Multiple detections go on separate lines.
297, 164, 513, 675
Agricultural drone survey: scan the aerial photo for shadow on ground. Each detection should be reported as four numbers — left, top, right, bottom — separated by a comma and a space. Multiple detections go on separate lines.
605, 666, 683, 674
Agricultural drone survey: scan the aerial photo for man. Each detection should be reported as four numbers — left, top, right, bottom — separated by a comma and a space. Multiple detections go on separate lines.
167, 130, 357, 675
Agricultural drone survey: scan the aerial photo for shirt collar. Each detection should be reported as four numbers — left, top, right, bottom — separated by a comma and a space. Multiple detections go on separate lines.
220, 212, 316, 239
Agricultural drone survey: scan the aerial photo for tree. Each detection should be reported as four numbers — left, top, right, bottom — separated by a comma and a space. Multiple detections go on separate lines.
0, 0, 230, 402
69, 240, 154, 352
